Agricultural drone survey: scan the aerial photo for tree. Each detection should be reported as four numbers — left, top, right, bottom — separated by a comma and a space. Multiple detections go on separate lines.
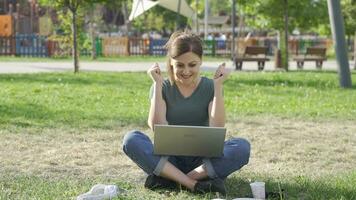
39, 0, 101, 73
65, 0, 81, 73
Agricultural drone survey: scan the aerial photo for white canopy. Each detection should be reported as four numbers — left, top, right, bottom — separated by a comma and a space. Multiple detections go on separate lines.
129, 0, 195, 21
129, 0, 159, 21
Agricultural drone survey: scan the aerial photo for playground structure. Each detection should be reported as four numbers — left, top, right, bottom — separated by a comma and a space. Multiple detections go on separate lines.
0, 15, 12, 36
0, 0, 49, 56
0, 0, 42, 35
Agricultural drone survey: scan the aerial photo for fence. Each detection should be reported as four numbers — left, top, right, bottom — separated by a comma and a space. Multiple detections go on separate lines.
149, 39, 167, 56
15, 34, 48, 57
102, 37, 129, 56
0, 35, 48, 56
0, 36, 15, 55
129, 37, 150, 56
0, 34, 349, 58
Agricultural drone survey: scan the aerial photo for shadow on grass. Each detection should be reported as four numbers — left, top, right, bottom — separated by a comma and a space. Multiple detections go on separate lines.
225, 172, 356, 200
0, 103, 56, 127
0, 72, 149, 87
0, 102, 146, 130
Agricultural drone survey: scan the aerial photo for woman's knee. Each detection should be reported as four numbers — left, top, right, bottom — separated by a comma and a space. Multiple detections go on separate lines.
230, 138, 251, 164
122, 130, 147, 153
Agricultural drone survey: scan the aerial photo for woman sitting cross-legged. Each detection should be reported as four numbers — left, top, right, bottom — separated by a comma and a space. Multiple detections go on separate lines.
122, 30, 250, 196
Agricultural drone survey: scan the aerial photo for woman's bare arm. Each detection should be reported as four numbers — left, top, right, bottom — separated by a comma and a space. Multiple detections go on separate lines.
208, 84, 225, 127
209, 63, 229, 127
147, 82, 168, 130
147, 63, 168, 130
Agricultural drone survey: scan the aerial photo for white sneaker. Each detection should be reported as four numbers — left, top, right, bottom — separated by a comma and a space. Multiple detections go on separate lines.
77, 184, 119, 200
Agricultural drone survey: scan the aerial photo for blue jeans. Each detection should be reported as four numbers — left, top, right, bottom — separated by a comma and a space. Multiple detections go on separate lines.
122, 130, 250, 179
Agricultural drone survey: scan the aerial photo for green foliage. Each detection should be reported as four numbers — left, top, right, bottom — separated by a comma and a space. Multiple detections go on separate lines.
132, 7, 169, 32
49, 12, 93, 57
132, 6, 188, 32
46, 8, 89, 56
341, 0, 356, 36
38, 0, 101, 58
190, 0, 232, 16
240, 0, 328, 32
187, 0, 204, 18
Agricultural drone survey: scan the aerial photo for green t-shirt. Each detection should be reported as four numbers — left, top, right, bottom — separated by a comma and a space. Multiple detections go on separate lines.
150, 77, 215, 126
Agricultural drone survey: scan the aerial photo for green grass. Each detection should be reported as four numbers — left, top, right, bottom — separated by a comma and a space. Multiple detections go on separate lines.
0, 71, 355, 131
0, 55, 227, 62
1, 171, 355, 199
224, 71, 356, 119
0, 70, 355, 199
0, 174, 133, 200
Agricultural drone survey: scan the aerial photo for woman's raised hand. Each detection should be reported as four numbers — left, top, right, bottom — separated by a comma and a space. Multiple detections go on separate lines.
213, 63, 230, 85
147, 63, 164, 84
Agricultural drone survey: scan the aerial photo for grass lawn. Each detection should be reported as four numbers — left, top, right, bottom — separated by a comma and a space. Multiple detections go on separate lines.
0, 70, 355, 199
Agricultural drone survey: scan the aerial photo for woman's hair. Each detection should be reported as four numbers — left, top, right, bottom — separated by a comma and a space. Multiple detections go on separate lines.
164, 30, 203, 84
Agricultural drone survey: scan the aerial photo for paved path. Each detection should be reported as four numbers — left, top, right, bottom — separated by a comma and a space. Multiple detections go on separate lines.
0, 60, 355, 74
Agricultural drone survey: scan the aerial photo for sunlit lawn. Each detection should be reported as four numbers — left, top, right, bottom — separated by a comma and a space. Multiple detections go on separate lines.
0, 70, 355, 199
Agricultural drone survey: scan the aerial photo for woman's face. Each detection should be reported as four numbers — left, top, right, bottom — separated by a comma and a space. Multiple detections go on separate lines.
170, 52, 202, 86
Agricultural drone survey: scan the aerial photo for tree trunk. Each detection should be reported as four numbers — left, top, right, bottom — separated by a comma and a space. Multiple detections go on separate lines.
283, 0, 289, 71
72, 11, 79, 73
88, 7, 97, 60
91, 22, 97, 60
112, 11, 119, 32
327, 0, 352, 88
122, 1, 131, 34
231, 0, 236, 66
175, 0, 182, 30
195, 0, 199, 34
354, 31, 356, 69
204, 0, 209, 39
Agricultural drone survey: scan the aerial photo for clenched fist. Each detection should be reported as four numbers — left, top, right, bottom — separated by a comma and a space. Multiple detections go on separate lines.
147, 63, 164, 84
213, 63, 230, 85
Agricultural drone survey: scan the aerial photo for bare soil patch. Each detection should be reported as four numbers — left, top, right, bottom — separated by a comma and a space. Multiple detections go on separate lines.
1, 117, 355, 183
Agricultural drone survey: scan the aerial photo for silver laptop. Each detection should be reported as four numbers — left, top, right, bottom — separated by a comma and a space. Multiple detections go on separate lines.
153, 124, 226, 157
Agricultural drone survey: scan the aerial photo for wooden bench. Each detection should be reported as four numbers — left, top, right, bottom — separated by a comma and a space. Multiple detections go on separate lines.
235, 46, 270, 70
293, 47, 327, 69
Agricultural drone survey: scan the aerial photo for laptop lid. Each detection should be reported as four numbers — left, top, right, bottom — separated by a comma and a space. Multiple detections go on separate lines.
153, 124, 226, 157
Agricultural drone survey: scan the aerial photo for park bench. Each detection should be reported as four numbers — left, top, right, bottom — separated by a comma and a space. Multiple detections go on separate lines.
293, 47, 327, 69
235, 46, 270, 70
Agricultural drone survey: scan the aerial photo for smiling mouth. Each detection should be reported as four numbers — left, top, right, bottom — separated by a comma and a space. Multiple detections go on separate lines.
181, 75, 192, 79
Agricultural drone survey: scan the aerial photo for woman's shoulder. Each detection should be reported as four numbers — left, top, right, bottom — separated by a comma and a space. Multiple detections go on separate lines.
161, 79, 175, 92
162, 79, 173, 87
149, 79, 172, 92
198, 77, 214, 94
201, 76, 214, 87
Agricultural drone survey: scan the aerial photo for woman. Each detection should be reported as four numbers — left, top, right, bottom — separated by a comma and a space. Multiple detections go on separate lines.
122, 31, 250, 195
